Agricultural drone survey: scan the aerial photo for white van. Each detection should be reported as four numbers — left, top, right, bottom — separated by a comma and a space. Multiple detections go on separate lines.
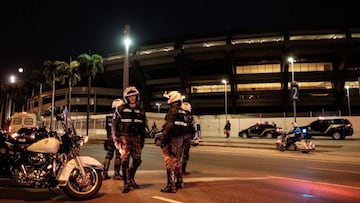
8, 112, 39, 133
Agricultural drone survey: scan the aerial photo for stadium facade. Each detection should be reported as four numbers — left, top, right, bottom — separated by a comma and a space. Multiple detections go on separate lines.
31, 26, 360, 117
103, 26, 360, 116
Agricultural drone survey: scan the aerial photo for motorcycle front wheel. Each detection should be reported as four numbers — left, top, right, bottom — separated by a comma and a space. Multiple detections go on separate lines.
62, 166, 102, 200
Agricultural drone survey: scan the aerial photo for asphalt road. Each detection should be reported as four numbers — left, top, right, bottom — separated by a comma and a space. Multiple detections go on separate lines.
1, 142, 359, 203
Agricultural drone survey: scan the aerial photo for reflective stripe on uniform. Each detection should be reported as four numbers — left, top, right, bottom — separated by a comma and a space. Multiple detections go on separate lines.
121, 118, 144, 123
174, 121, 188, 126
123, 108, 141, 113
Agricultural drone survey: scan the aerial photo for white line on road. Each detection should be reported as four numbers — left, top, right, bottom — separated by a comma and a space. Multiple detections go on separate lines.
307, 166, 360, 174
269, 175, 360, 190
152, 196, 184, 203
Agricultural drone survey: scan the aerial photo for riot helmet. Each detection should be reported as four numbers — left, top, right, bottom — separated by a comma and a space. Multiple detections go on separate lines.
112, 98, 124, 109
123, 86, 139, 103
163, 91, 183, 104
181, 102, 192, 112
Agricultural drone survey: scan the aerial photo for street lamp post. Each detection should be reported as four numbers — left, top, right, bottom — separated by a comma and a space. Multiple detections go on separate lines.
345, 86, 351, 116
123, 24, 131, 89
156, 103, 161, 113
222, 79, 228, 122
288, 57, 297, 123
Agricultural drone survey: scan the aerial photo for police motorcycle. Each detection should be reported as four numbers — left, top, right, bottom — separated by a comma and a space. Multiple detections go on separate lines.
276, 126, 315, 153
0, 115, 103, 200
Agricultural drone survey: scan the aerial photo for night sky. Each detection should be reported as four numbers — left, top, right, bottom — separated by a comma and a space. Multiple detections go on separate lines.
0, 0, 358, 83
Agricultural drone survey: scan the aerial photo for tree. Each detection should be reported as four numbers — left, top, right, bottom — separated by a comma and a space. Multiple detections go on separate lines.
64, 60, 81, 112
77, 53, 104, 136
0, 83, 10, 127
28, 70, 46, 117
42, 60, 68, 130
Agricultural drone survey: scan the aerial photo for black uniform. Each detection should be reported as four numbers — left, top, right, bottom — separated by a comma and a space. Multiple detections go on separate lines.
182, 108, 195, 176
160, 101, 187, 193
102, 114, 122, 180
112, 103, 146, 193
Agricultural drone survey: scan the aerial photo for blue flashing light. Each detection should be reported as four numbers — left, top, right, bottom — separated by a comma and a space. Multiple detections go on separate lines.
302, 194, 314, 198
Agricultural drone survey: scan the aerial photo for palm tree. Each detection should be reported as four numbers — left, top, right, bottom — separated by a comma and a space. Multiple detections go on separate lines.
77, 53, 104, 136
65, 59, 81, 112
28, 70, 46, 117
42, 60, 68, 130
0, 83, 10, 127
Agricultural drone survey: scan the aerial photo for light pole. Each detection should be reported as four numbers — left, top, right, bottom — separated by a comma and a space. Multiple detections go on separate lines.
123, 24, 131, 89
345, 86, 351, 116
156, 103, 161, 113
222, 79, 228, 122
288, 57, 297, 123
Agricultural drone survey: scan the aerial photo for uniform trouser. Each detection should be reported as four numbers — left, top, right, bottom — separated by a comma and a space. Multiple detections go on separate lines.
104, 142, 121, 175
162, 136, 184, 185
182, 133, 191, 172
120, 135, 142, 185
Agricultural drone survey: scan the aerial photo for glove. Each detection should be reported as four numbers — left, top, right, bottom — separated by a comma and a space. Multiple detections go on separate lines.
159, 132, 168, 148
112, 135, 121, 150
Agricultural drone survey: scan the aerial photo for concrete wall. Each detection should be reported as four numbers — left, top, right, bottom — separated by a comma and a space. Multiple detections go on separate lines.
145, 113, 359, 139
46, 113, 360, 139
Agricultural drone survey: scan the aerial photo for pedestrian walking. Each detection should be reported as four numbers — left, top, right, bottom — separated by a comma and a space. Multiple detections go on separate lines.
224, 120, 231, 139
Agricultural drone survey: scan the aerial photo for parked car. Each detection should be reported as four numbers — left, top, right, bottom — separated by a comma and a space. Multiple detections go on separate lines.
7, 127, 48, 148
238, 123, 282, 138
299, 118, 353, 140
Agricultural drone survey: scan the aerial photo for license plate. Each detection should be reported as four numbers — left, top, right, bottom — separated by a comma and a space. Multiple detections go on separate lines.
18, 138, 26, 142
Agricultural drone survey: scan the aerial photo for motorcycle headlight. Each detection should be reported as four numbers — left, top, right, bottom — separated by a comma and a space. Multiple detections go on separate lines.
83, 135, 89, 144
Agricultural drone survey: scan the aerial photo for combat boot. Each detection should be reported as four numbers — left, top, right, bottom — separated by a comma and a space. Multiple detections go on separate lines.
160, 169, 176, 193
113, 157, 122, 180
182, 162, 189, 175
102, 158, 111, 180
175, 168, 184, 189
122, 168, 131, 193
113, 172, 123, 180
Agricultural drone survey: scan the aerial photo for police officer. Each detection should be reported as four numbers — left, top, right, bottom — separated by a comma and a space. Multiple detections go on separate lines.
181, 102, 195, 176
160, 91, 187, 193
285, 122, 302, 149
102, 99, 124, 180
112, 87, 146, 193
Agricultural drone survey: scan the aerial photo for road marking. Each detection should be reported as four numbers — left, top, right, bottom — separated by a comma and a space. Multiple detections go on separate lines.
269, 176, 360, 190
185, 176, 271, 182
307, 166, 360, 174
152, 196, 184, 203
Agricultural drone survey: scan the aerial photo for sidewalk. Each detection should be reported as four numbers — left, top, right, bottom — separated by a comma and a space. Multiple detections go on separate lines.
89, 133, 359, 154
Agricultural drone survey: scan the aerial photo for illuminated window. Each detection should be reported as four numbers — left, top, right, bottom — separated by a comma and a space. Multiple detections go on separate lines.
231, 36, 284, 45
289, 33, 346, 41
236, 64, 281, 74
237, 83, 281, 91
351, 33, 360, 38
191, 84, 229, 93
288, 82, 333, 89
294, 62, 332, 72
345, 81, 359, 89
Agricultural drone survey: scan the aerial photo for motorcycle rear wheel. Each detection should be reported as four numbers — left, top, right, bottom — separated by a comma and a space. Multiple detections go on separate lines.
62, 166, 102, 200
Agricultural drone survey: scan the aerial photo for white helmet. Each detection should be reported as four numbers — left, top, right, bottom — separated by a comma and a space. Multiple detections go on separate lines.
112, 99, 124, 109
181, 102, 192, 112
163, 91, 182, 104
123, 86, 140, 103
